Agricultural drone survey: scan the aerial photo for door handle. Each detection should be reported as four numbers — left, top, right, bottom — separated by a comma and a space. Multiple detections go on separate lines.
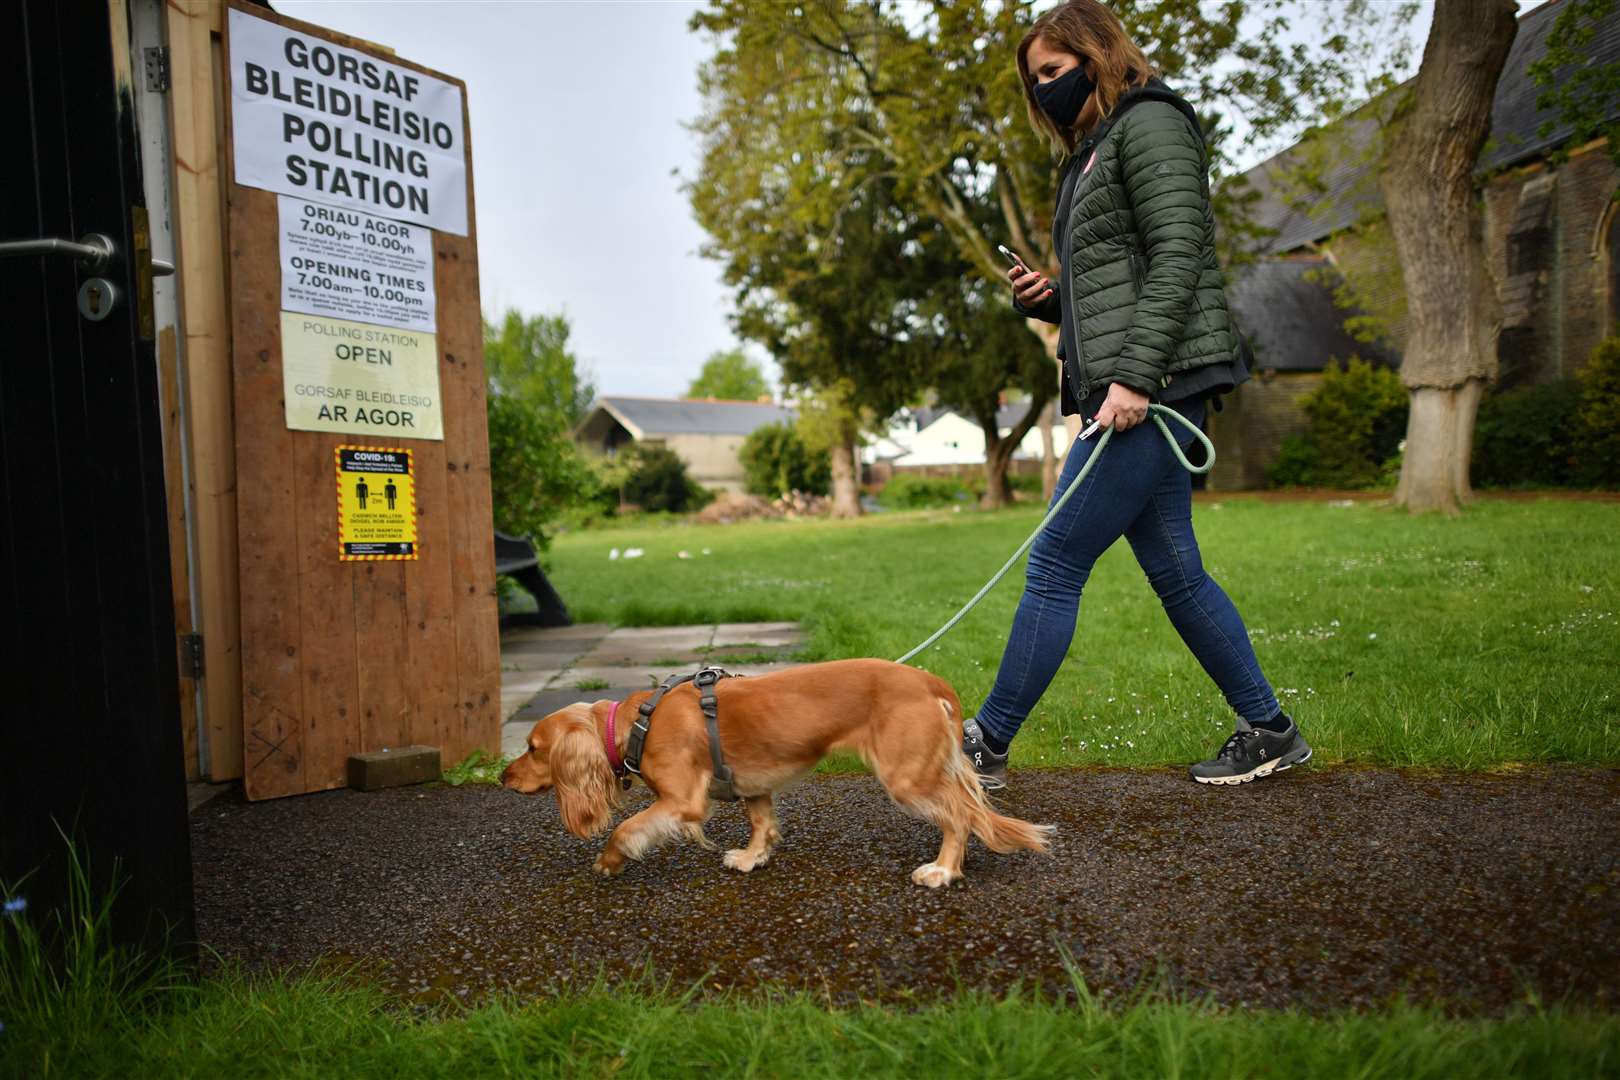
0, 233, 116, 272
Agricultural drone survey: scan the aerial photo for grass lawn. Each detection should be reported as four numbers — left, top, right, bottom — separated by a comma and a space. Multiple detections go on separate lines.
547, 496, 1619, 771
7, 960, 1620, 1078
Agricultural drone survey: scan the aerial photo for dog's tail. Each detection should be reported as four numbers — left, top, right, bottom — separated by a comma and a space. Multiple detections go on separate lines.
930, 678, 1054, 855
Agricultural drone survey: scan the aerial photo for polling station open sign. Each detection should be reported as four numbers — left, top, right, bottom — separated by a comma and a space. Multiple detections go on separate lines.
228, 7, 468, 236
336, 446, 417, 560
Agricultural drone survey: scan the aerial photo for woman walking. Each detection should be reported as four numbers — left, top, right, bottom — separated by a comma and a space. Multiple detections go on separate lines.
962, 0, 1310, 787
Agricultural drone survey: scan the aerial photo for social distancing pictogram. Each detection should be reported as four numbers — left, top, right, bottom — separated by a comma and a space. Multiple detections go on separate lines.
336, 445, 417, 559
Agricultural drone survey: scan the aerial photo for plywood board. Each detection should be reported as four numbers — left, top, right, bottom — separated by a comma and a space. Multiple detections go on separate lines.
223, 0, 498, 799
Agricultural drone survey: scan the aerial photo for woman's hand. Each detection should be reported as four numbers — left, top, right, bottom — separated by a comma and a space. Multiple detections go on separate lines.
1007, 263, 1053, 307
1093, 382, 1151, 433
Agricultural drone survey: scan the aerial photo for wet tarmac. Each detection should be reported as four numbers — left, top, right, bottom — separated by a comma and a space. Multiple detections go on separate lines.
190, 767, 1620, 1013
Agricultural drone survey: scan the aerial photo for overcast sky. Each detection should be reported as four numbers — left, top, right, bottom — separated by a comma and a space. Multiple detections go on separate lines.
276, 0, 1548, 402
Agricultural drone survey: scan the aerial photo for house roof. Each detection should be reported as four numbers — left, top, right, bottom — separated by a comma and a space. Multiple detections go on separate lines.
1478, 0, 1620, 174
1225, 256, 1398, 372
912, 401, 1046, 435
1239, 0, 1620, 256
583, 396, 794, 438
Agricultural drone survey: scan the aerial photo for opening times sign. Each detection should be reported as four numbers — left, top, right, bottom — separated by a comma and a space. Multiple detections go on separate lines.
228, 7, 468, 236
279, 195, 436, 333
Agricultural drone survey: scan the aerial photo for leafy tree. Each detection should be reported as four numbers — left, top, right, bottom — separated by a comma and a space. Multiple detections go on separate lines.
687, 349, 772, 401
482, 309, 597, 546
484, 310, 595, 425
919, 263, 1053, 508
739, 422, 831, 498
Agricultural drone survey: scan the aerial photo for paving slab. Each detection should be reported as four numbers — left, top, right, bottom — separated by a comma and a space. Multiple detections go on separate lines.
713, 621, 803, 647
502, 622, 612, 643
497, 621, 811, 738
501, 650, 568, 674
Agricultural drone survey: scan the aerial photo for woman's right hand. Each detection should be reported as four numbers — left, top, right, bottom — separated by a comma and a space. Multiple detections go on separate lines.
1008, 263, 1053, 306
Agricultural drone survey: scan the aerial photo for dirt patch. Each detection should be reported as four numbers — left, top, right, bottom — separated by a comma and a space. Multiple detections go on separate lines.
191, 766, 1620, 1012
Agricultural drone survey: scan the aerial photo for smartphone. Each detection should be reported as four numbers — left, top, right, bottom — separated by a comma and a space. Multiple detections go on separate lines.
1079, 419, 1103, 441
996, 244, 1029, 271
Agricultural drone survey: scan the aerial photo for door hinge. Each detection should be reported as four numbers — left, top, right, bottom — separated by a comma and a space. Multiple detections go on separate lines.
180, 633, 205, 678
144, 46, 171, 93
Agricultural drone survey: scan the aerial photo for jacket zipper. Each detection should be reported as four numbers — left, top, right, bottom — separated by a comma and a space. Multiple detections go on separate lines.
1069, 135, 1098, 402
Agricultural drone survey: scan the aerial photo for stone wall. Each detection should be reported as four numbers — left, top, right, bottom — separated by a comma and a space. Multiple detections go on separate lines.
1205, 372, 1321, 491
1482, 138, 1620, 386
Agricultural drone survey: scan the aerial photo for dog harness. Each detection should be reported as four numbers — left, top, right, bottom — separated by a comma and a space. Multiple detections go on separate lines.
620, 666, 741, 801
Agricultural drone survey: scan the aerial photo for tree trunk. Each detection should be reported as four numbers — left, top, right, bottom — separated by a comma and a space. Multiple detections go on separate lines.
829, 437, 861, 518
1395, 380, 1485, 508
1038, 400, 1057, 502
1023, 320, 1065, 500
981, 423, 1014, 509
1378, 0, 1517, 513
978, 393, 1048, 510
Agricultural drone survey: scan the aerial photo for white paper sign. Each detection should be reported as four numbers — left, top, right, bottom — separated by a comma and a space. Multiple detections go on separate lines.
278, 196, 436, 333
228, 7, 468, 236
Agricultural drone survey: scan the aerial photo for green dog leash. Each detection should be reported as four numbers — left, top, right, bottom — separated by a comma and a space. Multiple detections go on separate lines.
895, 404, 1216, 665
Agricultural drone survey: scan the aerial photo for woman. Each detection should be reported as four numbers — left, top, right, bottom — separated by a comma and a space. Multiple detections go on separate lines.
961, 0, 1310, 787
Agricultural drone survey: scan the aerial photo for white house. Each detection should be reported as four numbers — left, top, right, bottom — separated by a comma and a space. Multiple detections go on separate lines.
882, 404, 1069, 470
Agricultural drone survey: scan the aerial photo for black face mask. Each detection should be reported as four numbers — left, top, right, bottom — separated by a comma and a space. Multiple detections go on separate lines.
1034, 64, 1095, 130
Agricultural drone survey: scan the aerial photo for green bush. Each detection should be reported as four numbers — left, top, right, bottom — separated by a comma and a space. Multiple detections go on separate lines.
1575, 336, 1620, 487
878, 473, 976, 509
739, 422, 831, 498
620, 444, 712, 513
1471, 378, 1584, 488
1267, 358, 1407, 489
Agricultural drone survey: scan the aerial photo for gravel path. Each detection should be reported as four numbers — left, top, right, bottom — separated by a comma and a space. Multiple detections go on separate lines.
190, 767, 1620, 1012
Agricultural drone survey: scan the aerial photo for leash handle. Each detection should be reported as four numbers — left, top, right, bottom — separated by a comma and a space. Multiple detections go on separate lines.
1149, 404, 1216, 475
894, 403, 1212, 664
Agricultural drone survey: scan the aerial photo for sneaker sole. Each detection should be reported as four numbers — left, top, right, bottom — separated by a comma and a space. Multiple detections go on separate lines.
975, 771, 1007, 791
1191, 747, 1312, 786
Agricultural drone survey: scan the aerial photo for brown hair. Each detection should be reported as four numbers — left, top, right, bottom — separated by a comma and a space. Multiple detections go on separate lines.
1016, 0, 1154, 153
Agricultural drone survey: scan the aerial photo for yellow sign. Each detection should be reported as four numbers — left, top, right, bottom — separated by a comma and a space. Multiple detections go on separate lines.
336, 446, 418, 560
282, 312, 443, 440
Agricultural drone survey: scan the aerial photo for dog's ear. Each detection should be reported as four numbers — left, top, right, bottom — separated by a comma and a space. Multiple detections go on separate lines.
551, 710, 617, 839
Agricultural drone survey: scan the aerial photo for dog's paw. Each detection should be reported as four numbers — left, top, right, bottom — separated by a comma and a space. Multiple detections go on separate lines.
910, 862, 959, 888
592, 854, 625, 877
723, 847, 768, 872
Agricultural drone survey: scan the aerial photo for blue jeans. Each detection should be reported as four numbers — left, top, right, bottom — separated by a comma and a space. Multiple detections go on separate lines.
974, 398, 1280, 746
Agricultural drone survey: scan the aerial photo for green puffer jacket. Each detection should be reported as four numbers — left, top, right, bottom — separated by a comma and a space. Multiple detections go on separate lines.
1017, 81, 1240, 410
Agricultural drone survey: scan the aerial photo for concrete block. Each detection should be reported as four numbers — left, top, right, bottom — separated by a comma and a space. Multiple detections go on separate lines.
347, 745, 441, 791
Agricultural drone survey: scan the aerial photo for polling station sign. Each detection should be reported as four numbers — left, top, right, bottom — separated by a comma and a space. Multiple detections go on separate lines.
228, 7, 468, 236
281, 313, 444, 440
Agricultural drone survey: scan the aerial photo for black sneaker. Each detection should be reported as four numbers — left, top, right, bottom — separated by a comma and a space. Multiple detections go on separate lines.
1189, 717, 1312, 785
962, 716, 1008, 790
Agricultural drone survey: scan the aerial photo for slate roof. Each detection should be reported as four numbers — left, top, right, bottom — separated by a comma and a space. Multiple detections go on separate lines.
1238, 0, 1620, 256
588, 396, 794, 437
1225, 257, 1398, 372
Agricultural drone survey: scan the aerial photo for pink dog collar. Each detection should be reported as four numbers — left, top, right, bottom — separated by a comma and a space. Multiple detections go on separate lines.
604, 700, 626, 776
